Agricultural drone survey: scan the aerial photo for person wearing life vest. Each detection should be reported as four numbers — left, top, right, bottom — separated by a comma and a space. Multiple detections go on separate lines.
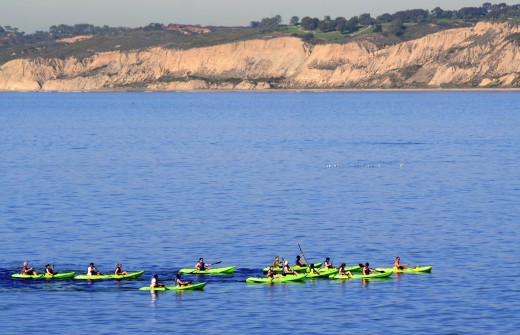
362, 262, 372, 275
323, 257, 334, 269
151, 274, 165, 288
195, 258, 211, 271
114, 263, 128, 275
45, 264, 55, 275
295, 255, 306, 267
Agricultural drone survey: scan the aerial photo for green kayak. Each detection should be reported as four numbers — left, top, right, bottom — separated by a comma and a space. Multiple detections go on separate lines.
12, 272, 76, 280
139, 282, 206, 291
330, 271, 393, 279
74, 270, 144, 280
262, 262, 322, 273
246, 273, 307, 284
307, 268, 338, 278
178, 266, 235, 274
376, 266, 432, 273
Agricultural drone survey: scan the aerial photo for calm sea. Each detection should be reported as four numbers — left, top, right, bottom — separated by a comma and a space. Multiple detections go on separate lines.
0, 92, 518, 334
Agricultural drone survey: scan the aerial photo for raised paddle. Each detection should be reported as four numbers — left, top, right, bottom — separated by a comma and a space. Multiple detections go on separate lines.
298, 243, 311, 268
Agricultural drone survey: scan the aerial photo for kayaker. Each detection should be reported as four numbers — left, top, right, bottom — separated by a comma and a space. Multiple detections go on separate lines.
114, 263, 128, 275
338, 263, 352, 276
272, 256, 282, 268
88, 263, 102, 276
195, 258, 211, 271
21, 262, 37, 275
267, 266, 275, 278
394, 257, 407, 270
309, 263, 320, 274
151, 274, 165, 288
323, 257, 334, 269
362, 262, 371, 275
295, 255, 307, 267
45, 264, 55, 275
282, 261, 298, 275
175, 273, 191, 286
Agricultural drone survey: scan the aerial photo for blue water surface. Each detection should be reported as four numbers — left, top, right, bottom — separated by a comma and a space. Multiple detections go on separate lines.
0, 91, 519, 334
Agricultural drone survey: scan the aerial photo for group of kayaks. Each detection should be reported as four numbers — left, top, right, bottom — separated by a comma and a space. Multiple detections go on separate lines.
246, 263, 432, 283
11, 262, 432, 290
11, 270, 146, 281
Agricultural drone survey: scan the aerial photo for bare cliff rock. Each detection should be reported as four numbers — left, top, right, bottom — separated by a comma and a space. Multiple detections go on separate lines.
1, 22, 519, 90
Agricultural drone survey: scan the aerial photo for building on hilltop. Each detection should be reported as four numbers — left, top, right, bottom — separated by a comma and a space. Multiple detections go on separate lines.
163, 24, 211, 34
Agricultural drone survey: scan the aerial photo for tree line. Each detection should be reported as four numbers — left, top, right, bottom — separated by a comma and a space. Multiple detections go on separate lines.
251, 2, 520, 35
2, 2, 520, 46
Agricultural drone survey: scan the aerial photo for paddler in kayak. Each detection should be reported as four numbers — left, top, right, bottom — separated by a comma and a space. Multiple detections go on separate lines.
323, 257, 335, 269
295, 255, 307, 267
195, 258, 211, 271
282, 261, 298, 276
175, 273, 191, 286
267, 266, 281, 279
114, 263, 128, 275
21, 262, 38, 275
272, 256, 282, 268
87, 263, 102, 276
394, 257, 407, 270
338, 263, 353, 276
45, 264, 55, 275
309, 264, 320, 274
151, 274, 165, 288
362, 262, 372, 275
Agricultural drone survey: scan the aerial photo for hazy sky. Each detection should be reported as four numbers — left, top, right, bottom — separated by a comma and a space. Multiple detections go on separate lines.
1, 0, 496, 33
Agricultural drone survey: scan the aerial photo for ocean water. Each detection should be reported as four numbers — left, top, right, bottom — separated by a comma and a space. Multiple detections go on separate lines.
0, 91, 518, 334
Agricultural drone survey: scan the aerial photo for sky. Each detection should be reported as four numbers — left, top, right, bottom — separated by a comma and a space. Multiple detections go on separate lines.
0, 0, 499, 33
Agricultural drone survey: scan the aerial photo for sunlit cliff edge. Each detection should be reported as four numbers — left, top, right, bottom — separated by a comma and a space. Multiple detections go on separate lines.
1, 22, 519, 91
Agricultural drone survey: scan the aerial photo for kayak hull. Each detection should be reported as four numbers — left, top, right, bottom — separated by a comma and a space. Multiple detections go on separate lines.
74, 270, 144, 280
330, 271, 393, 279
246, 274, 307, 283
140, 282, 206, 291
376, 266, 432, 273
12, 272, 76, 280
262, 262, 322, 273
307, 268, 339, 278
178, 266, 235, 274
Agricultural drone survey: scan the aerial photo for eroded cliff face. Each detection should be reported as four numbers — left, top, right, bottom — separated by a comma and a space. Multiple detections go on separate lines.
1, 22, 519, 90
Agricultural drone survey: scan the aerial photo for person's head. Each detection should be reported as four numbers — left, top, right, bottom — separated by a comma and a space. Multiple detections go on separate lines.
199, 258, 203, 262
341, 263, 346, 267
296, 255, 301, 260
309, 264, 314, 269
23, 262, 28, 266
46, 264, 50, 268
154, 274, 158, 279
118, 263, 122, 267
90, 263, 94, 266
176, 273, 180, 279
396, 257, 400, 261
275, 256, 279, 260
365, 262, 369, 267
326, 257, 330, 262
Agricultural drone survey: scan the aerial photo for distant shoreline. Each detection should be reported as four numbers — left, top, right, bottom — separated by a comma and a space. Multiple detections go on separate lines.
2, 88, 520, 93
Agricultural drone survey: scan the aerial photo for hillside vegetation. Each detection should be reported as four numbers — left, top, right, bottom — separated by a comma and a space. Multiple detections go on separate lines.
1, 3, 520, 65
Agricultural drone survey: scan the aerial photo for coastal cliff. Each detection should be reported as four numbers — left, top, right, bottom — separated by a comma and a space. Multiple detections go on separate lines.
1, 22, 519, 90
